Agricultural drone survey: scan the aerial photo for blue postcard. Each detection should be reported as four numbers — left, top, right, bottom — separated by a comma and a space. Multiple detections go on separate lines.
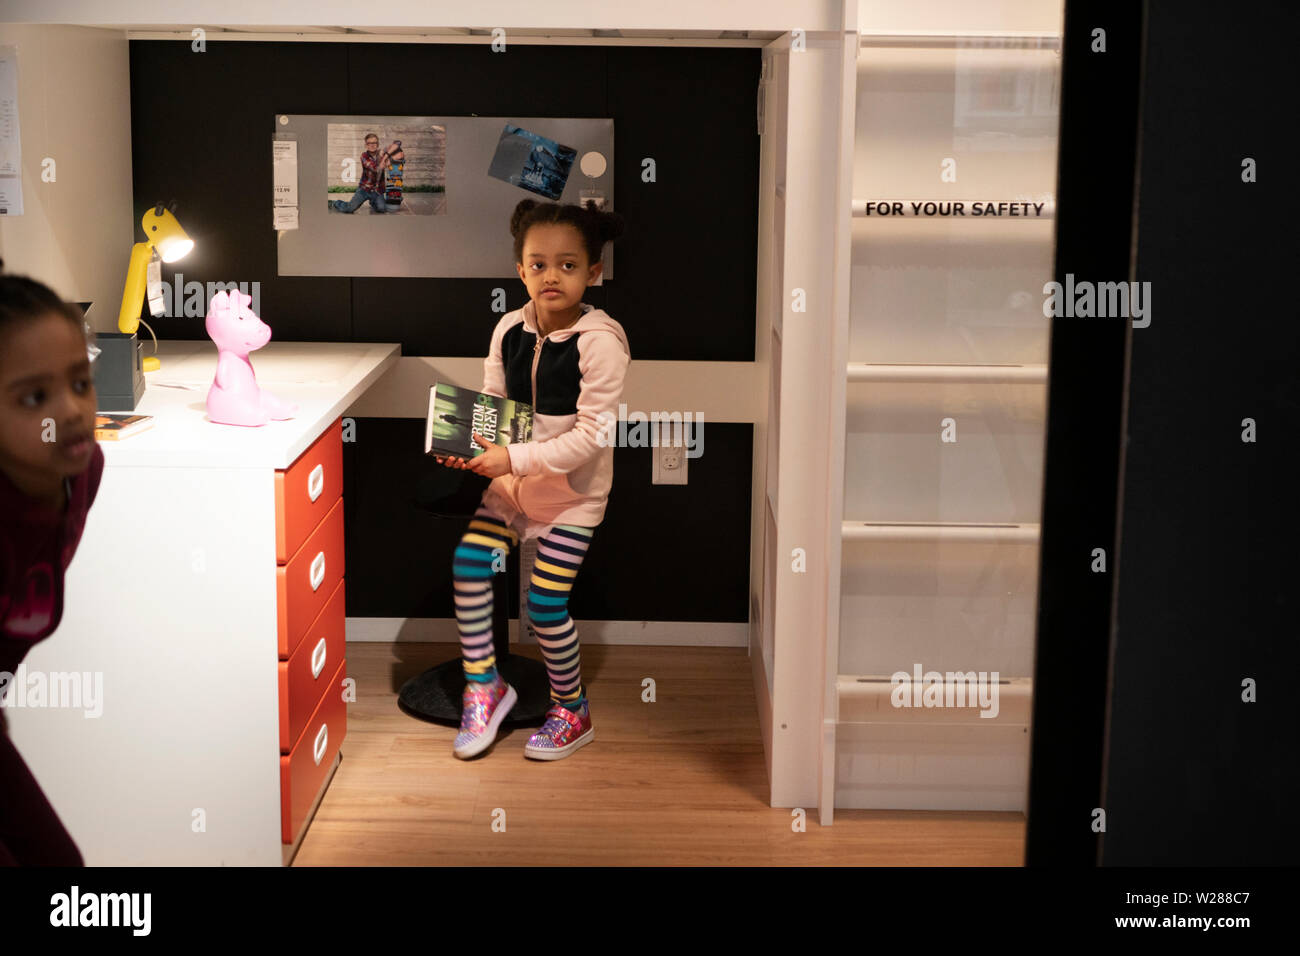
487, 124, 577, 200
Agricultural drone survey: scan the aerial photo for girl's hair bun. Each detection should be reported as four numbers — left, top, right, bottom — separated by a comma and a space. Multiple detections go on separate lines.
585, 201, 626, 245
509, 199, 539, 238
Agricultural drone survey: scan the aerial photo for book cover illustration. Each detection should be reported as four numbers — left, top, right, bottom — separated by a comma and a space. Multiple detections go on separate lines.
486, 124, 577, 201
93, 413, 154, 441
425, 383, 533, 460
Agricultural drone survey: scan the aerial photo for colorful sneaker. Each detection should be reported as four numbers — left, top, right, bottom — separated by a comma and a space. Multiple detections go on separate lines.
523, 700, 594, 760
453, 676, 517, 759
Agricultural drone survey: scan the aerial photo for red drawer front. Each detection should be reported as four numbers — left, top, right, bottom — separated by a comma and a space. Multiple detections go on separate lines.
275, 418, 343, 565
276, 496, 345, 659
280, 657, 347, 845
278, 577, 346, 753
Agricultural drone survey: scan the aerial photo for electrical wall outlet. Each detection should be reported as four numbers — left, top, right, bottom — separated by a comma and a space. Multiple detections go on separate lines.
652, 423, 689, 485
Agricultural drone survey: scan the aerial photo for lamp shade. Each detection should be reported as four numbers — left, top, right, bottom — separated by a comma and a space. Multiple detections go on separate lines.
157, 235, 194, 262
143, 207, 193, 262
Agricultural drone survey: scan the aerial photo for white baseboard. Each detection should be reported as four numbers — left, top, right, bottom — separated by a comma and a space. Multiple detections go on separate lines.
833, 722, 1029, 812
831, 677, 1032, 812
345, 617, 749, 647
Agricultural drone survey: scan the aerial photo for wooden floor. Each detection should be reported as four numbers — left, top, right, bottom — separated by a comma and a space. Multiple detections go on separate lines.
294, 642, 1025, 865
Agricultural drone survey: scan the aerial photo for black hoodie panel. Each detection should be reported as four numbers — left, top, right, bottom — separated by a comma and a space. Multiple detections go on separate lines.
501, 322, 584, 416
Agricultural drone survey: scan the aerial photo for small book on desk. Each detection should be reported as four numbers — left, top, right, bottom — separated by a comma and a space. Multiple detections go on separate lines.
425, 383, 532, 460
94, 413, 154, 441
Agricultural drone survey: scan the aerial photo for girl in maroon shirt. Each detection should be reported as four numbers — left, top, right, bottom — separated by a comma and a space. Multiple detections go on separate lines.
0, 262, 103, 866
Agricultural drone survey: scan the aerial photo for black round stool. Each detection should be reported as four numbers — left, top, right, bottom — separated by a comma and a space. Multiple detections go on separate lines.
397, 464, 553, 726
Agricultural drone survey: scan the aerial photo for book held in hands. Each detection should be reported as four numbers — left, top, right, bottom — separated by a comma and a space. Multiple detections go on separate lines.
425, 383, 533, 460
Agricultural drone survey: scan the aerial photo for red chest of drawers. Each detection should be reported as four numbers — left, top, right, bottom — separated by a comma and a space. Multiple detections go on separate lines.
274, 417, 348, 849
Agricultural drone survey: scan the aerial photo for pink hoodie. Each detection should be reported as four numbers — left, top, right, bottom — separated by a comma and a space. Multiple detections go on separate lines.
479, 299, 631, 529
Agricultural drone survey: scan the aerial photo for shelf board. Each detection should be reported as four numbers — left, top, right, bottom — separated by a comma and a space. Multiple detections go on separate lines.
858, 33, 1061, 50
842, 521, 1040, 544
846, 363, 1047, 384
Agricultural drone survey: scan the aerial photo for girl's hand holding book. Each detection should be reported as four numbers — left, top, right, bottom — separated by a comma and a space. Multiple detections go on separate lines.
433, 434, 511, 477
464, 433, 512, 479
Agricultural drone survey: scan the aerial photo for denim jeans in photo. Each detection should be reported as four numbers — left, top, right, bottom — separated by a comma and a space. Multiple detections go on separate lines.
331, 187, 388, 213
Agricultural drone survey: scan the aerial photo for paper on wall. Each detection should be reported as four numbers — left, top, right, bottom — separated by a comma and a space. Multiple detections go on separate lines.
0, 47, 23, 216
273, 138, 298, 230
273, 139, 298, 206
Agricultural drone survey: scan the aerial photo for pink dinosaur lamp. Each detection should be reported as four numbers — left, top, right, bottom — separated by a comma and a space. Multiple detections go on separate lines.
204, 289, 298, 426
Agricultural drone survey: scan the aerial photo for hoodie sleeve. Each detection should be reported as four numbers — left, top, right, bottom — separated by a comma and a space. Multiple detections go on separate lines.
507, 330, 629, 477
480, 316, 508, 399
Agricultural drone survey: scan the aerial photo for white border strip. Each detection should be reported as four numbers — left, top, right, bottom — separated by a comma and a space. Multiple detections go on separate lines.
346, 617, 749, 646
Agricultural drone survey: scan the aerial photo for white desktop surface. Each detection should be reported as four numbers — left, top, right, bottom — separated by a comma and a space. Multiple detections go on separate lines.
102, 341, 401, 468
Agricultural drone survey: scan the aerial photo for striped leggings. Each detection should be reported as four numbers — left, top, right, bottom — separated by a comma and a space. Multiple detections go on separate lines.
451, 505, 594, 708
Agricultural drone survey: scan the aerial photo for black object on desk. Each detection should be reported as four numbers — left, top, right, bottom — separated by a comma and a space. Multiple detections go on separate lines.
92, 331, 146, 411
398, 465, 552, 726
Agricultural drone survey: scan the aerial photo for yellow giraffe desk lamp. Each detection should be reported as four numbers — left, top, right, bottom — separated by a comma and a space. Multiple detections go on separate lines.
117, 202, 194, 372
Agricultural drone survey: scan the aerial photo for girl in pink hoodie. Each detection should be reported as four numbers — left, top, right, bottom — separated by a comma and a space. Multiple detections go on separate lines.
434, 199, 630, 761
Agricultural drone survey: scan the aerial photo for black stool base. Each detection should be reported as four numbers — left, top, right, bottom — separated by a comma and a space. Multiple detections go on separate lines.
397, 654, 553, 726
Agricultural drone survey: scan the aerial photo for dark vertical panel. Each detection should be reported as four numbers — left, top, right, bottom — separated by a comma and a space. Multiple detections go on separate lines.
606, 46, 760, 361
1100, 1, 1298, 865
1025, 1, 1143, 865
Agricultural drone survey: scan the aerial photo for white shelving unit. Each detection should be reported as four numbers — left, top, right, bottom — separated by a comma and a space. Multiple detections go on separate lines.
751, 0, 1063, 824
750, 12, 857, 810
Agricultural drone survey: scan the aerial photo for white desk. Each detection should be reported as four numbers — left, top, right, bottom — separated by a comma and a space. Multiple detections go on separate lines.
8, 341, 399, 865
